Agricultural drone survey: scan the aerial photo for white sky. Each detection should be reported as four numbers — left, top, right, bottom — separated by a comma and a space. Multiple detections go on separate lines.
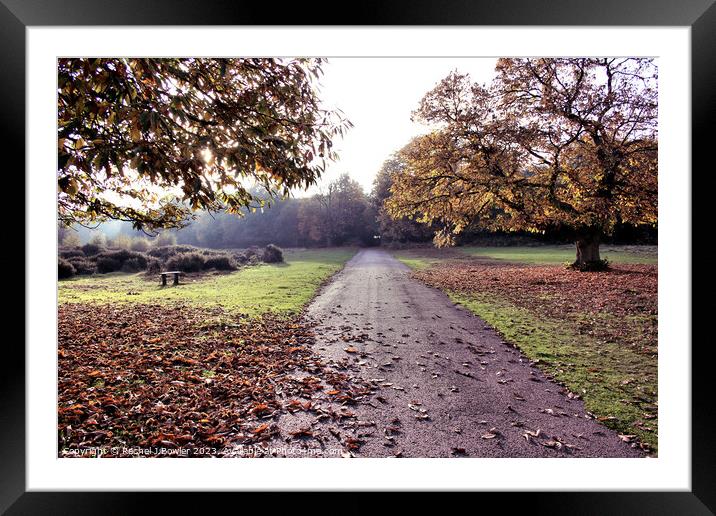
298, 57, 498, 195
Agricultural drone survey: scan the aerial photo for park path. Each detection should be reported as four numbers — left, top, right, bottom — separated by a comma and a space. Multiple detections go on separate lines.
301, 248, 642, 457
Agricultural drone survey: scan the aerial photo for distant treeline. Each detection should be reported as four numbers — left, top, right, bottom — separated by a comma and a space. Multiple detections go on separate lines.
60, 168, 656, 250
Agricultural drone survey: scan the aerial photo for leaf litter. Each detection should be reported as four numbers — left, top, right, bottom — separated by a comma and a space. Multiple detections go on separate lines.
58, 303, 373, 457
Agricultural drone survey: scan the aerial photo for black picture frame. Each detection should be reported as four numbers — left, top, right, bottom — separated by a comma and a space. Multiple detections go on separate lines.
4, 0, 711, 513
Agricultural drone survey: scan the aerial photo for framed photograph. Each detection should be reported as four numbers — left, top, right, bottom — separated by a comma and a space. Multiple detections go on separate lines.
5, 0, 712, 512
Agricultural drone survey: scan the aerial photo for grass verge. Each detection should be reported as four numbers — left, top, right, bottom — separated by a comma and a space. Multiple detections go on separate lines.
394, 247, 658, 454
460, 245, 657, 265
58, 248, 356, 317
449, 292, 657, 452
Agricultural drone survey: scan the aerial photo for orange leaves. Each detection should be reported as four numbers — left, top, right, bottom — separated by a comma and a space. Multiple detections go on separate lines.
251, 403, 271, 416
286, 399, 312, 412
57, 303, 325, 457
386, 59, 658, 242
252, 423, 270, 434
172, 356, 199, 366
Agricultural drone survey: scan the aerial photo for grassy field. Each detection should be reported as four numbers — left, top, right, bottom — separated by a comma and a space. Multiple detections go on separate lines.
460, 244, 658, 265
59, 248, 356, 317
394, 245, 658, 453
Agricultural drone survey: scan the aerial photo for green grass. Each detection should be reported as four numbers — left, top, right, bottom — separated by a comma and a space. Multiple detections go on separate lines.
394, 246, 658, 453
460, 245, 658, 265
395, 256, 439, 270
449, 292, 657, 452
59, 248, 356, 317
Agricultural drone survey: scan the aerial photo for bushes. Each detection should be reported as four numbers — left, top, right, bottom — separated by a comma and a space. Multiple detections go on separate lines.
146, 258, 161, 275
67, 256, 96, 275
147, 245, 198, 260
262, 244, 284, 263
58, 258, 75, 279
95, 250, 148, 273
81, 243, 105, 256
59, 248, 85, 259
122, 257, 148, 273
61, 243, 273, 277
165, 252, 205, 272
96, 256, 121, 273
243, 246, 260, 260
203, 255, 237, 271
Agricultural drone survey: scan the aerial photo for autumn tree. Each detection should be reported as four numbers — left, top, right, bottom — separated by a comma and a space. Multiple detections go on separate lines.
58, 58, 351, 231
372, 156, 434, 244
387, 59, 657, 268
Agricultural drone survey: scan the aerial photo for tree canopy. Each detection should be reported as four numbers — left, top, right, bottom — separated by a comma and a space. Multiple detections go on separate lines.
298, 174, 376, 246
386, 58, 657, 266
372, 156, 434, 244
58, 58, 351, 231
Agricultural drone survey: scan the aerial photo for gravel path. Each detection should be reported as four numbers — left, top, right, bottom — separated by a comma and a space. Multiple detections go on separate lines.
302, 248, 643, 458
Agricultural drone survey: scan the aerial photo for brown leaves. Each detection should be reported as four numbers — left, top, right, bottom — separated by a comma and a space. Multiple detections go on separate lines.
57, 303, 355, 457
414, 262, 657, 354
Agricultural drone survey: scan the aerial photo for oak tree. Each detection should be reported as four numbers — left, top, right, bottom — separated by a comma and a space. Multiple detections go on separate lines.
58, 58, 350, 231
372, 156, 435, 244
387, 58, 657, 268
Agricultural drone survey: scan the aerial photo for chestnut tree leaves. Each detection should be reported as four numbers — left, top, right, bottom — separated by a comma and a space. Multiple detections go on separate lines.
58, 58, 351, 231
386, 58, 658, 259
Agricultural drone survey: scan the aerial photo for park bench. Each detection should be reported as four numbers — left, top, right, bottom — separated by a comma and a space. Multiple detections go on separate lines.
160, 271, 183, 286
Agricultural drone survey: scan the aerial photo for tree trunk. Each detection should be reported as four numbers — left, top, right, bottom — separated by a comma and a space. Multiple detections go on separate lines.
575, 233, 601, 266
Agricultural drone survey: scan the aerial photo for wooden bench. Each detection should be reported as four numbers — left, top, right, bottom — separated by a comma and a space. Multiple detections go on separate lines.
160, 271, 183, 286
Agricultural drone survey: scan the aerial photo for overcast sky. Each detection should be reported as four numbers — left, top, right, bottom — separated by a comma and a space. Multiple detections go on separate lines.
298, 57, 498, 195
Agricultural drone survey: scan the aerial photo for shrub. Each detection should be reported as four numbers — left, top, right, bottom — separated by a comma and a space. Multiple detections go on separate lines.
155, 232, 177, 247
243, 246, 260, 261
233, 252, 248, 265
203, 255, 237, 271
58, 258, 75, 279
146, 258, 162, 275
130, 237, 151, 252
81, 243, 105, 256
122, 257, 148, 273
67, 256, 96, 275
59, 248, 85, 259
147, 245, 198, 260
165, 252, 205, 272
96, 256, 121, 273
95, 249, 148, 273
262, 244, 284, 263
